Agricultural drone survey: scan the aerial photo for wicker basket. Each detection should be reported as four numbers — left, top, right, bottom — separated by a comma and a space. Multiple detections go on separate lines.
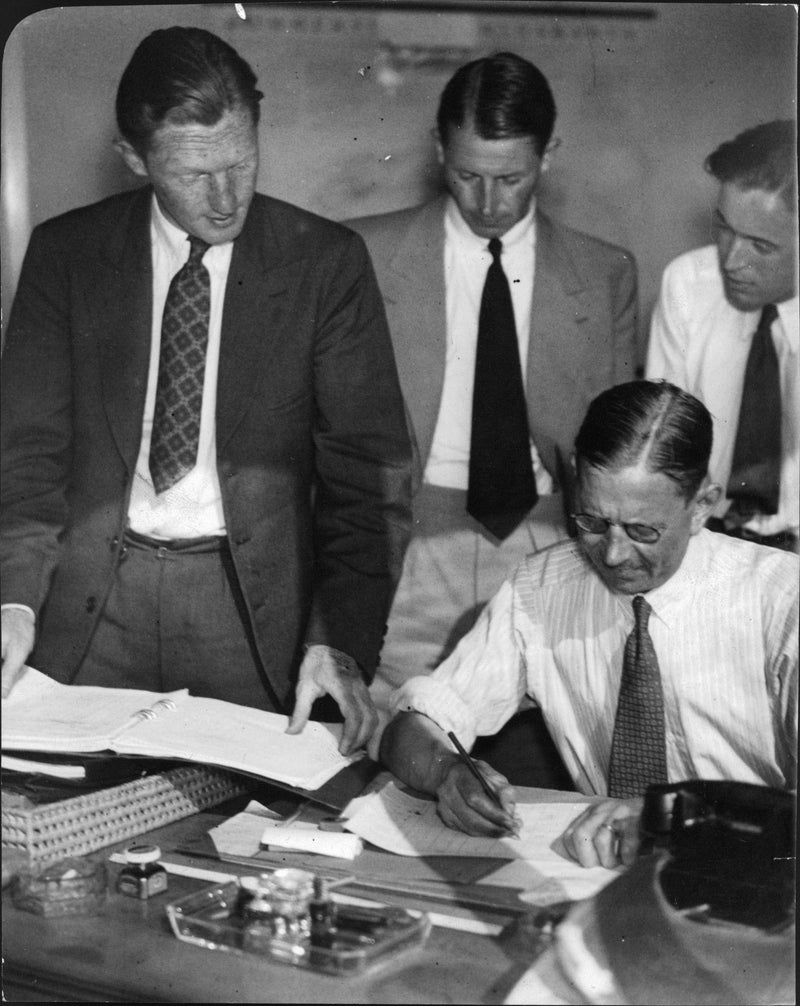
2, 765, 248, 868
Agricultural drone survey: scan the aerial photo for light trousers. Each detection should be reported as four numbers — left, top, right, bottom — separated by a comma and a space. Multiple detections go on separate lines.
372, 483, 568, 709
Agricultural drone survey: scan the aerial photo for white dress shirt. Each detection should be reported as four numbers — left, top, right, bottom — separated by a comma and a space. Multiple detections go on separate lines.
389, 530, 798, 795
423, 197, 553, 494
127, 197, 233, 538
647, 245, 799, 537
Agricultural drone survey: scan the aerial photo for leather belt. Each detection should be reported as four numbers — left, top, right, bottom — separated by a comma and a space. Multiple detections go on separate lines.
123, 528, 225, 554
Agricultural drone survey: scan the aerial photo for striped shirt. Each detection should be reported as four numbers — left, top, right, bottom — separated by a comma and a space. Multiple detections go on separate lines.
389, 529, 798, 795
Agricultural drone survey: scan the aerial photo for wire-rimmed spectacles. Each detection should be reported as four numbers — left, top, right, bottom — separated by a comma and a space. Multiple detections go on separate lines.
570, 513, 662, 544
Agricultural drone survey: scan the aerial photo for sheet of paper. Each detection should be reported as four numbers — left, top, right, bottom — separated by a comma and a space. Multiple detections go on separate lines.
1, 753, 86, 779
209, 812, 362, 861
342, 781, 539, 857
210, 811, 279, 858
342, 782, 619, 902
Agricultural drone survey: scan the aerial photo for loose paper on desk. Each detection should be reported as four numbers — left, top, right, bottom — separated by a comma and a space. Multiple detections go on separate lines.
209, 811, 363, 860
1, 666, 359, 791
343, 782, 619, 901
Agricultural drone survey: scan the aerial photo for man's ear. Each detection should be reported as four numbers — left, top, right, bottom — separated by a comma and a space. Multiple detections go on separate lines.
690, 479, 722, 534
432, 127, 446, 168
539, 136, 561, 173
114, 137, 149, 180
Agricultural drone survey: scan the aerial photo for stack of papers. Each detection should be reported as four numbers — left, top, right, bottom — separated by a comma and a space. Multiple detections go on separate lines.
2, 667, 360, 792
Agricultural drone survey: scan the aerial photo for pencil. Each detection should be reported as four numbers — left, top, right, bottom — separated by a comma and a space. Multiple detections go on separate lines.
447, 730, 504, 810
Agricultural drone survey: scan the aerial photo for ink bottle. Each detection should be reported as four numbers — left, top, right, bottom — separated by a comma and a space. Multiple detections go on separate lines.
269, 868, 314, 943
241, 874, 277, 953
309, 875, 334, 965
241, 868, 314, 959
116, 844, 168, 900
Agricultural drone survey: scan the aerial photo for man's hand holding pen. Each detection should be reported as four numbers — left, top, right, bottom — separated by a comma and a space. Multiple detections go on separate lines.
434, 737, 522, 838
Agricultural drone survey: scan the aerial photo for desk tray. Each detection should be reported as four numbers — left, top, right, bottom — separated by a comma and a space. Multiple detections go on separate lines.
166, 881, 431, 975
2, 765, 248, 867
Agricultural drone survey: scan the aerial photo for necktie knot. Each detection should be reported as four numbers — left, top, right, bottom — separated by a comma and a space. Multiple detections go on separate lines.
488, 237, 503, 263
187, 235, 210, 266
760, 303, 778, 330
632, 593, 650, 625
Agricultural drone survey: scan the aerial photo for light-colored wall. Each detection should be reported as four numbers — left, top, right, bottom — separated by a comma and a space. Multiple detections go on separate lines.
2, 2, 797, 356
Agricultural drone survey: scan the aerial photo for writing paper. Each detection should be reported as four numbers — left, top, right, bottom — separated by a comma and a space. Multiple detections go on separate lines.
342, 782, 619, 901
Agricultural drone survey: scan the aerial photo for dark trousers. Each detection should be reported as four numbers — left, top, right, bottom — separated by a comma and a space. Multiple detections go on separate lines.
72, 530, 280, 710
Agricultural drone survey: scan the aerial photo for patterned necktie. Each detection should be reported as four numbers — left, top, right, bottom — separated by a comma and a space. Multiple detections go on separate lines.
467, 237, 538, 540
608, 595, 668, 799
727, 304, 781, 519
149, 235, 211, 494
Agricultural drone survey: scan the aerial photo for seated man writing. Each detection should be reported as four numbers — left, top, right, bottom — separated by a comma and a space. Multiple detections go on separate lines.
380, 380, 798, 868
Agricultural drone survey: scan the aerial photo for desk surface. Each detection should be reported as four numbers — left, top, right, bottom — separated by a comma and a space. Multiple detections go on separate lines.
2, 785, 586, 1004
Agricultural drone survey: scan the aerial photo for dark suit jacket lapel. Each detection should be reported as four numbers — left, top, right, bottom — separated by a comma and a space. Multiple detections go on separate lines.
381, 197, 447, 469
215, 198, 291, 451
96, 187, 153, 472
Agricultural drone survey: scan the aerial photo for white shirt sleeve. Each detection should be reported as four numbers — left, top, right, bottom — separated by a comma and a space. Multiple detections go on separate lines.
646, 258, 691, 388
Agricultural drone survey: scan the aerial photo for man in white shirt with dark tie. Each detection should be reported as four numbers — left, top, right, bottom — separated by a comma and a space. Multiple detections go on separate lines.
647, 120, 798, 552
378, 381, 798, 868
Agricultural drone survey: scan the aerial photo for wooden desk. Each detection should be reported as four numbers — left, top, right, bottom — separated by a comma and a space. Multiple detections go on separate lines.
3, 788, 584, 1004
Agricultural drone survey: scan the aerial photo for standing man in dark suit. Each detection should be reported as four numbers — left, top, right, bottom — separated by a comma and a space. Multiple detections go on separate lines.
348, 53, 638, 708
0, 27, 412, 753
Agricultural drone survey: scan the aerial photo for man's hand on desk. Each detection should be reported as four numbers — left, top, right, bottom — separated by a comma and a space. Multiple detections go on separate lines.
1, 607, 35, 698
286, 643, 378, 756
436, 758, 522, 838
560, 796, 644, 869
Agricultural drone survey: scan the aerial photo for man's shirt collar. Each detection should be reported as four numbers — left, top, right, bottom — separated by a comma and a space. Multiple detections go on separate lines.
444, 195, 536, 253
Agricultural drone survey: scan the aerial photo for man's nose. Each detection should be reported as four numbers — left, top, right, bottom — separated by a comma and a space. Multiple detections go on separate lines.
721, 235, 750, 272
208, 173, 236, 213
479, 179, 498, 217
601, 527, 634, 566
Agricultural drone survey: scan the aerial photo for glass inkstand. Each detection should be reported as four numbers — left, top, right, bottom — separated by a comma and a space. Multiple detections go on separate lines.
166, 869, 431, 975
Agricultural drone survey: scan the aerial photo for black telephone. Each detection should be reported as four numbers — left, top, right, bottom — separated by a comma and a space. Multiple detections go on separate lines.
639, 780, 795, 930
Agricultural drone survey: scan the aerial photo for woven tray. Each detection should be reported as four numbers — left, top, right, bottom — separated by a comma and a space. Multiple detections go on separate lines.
2, 765, 248, 868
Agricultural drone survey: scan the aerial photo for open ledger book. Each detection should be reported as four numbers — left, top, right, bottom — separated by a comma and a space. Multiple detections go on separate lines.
1, 666, 361, 792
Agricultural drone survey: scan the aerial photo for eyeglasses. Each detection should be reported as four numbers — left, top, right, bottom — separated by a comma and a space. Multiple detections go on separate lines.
570, 513, 662, 544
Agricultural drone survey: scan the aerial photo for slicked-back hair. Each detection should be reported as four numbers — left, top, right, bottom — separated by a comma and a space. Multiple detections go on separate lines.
436, 51, 556, 155
705, 120, 797, 212
116, 26, 263, 153
575, 381, 713, 501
